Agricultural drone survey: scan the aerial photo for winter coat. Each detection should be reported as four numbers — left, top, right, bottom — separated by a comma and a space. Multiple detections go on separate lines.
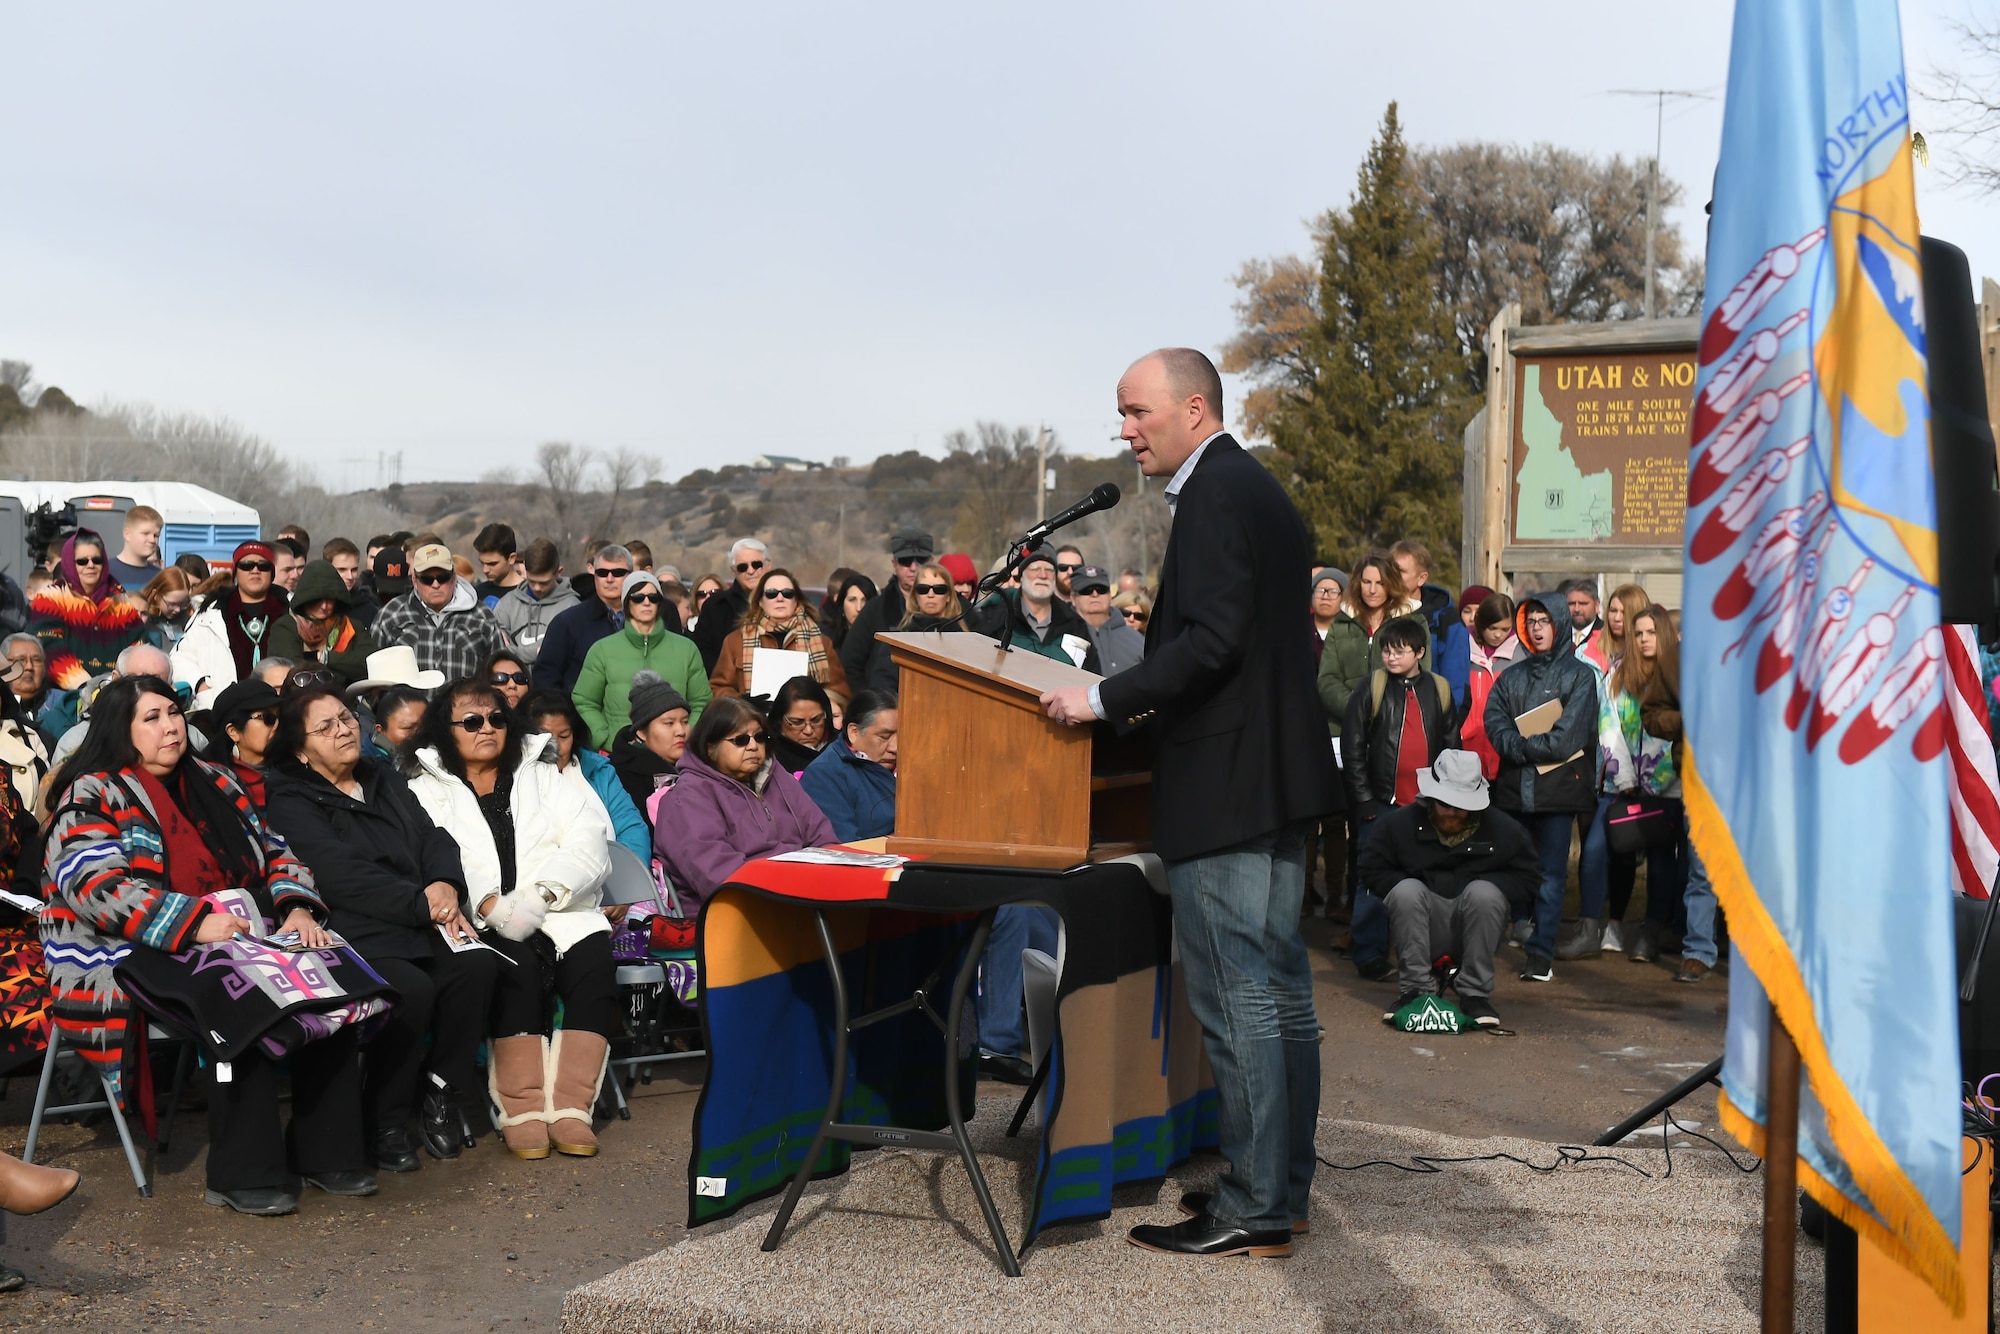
1460, 645, 1510, 781
574, 747, 651, 865
1600, 683, 1679, 799
1438, 620, 1473, 712
494, 580, 580, 664
28, 587, 146, 692
798, 737, 897, 841
650, 749, 835, 912
608, 725, 677, 819
42, 761, 323, 1093
692, 584, 753, 673
1086, 615, 1147, 678
835, 583, 901, 687
171, 593, 288, 710
1355, 801, 1542, 910
1316, 604, 1430, 738
369, 580, 511, 682
1415, 583, 1457, 642
531, 597, 620, 694
575, 621, 711, 743
1341, 669, 1460, 820
860, 612, 955, 694
261, 559, 375, 688
710, 624, 852, 705
966, 588, 1101, 672
1640, 652, 1683, 745
262, 757, 469, 962
404, 733, 612, 955
1482, 615, 1598, 816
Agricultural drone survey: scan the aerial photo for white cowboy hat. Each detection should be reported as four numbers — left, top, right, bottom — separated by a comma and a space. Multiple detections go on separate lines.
1416, 749, 1490, 811
346, 644, 446, 695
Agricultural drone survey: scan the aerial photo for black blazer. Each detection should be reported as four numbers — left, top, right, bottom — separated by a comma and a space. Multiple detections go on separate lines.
1097, 436, 1341, 859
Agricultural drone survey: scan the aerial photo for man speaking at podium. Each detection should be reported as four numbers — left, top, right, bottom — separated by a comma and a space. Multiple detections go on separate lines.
1041, 348, 1341, 1259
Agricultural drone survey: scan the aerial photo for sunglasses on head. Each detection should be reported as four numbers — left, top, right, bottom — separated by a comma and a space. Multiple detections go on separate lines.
286, 668, 338, 693
490, 670, 531, 686
723, 730, 770, 748
595, 566, 631, 580
761, 586, 798, 601
414, 570, 454, 586
454, 710, 508, 733
627, 592, 663, 606
736, 559, 766, 574
236, 560, 273, 574
912, 582, 949, 596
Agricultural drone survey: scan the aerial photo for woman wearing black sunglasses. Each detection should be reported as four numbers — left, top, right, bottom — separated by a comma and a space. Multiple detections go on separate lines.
25, 529, 145, 694
574, 571, 710, 743
861, 562, 962, 694
481, 649, 534, 713
707, 567, 850, 709
401, 679, 619, 1162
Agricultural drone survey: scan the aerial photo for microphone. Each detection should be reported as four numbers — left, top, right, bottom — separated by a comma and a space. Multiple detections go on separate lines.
1021, 483, 1121, 547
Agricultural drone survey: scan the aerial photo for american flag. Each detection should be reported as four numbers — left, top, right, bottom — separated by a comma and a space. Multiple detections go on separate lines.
1942, 624, 1999, 900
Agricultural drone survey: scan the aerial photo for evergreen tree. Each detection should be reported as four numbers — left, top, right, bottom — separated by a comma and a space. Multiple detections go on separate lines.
1268, 103, 1470, 580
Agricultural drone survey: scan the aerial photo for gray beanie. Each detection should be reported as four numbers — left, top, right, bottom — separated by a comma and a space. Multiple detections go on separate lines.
628, 670, 689, 730
622, 570, 664, 603
1314, 567, 1346, 592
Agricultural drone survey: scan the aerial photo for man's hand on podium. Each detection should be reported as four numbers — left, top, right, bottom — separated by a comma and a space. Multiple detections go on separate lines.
1041, 686, 1096, 727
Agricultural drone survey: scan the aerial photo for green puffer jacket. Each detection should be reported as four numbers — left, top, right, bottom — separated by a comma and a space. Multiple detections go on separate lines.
1316, 606, 1431, 737
573, 622, 711, 744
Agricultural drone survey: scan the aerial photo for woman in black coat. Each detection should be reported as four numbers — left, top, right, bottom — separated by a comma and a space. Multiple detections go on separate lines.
262, 686, 498, 1172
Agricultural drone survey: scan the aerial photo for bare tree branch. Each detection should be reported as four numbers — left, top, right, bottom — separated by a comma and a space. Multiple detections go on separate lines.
1922, 16, 2000, 194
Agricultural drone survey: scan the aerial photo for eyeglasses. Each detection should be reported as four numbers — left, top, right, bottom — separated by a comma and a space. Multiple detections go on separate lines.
307, 710, 360, 738
73, 554, 105, 567
414, 570, 454, 586
912, 583, 949, 596
454, 711, 508, 733
236, 560, 273, 574
1055, 562, 1083, 573
782, 713, 827, 733
595, 566, 631, 580
1524, 616, 1554, 629
722, 730, 770, 748
490, 670, 531, 686
160, 598, 192, 613
894, 555, 925, 567
627, 592, 663, 606
735, 559, 766, 574
761, 587, 799, 601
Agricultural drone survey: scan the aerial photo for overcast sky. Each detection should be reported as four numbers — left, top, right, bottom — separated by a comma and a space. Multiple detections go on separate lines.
3, 2, 1992, 488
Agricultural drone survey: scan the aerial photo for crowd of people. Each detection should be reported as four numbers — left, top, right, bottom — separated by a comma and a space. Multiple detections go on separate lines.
0, 487, 1704, 1253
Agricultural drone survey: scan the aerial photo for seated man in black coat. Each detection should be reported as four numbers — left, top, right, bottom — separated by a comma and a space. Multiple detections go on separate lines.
1357, 750, 1541, 1031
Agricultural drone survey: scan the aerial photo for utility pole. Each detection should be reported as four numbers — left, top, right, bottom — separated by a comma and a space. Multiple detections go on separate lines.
1034, 425, 1050, 523
1609, 88, 1712, 319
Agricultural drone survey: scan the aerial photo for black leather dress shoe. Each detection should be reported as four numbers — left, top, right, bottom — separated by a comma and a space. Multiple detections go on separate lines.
371, 1128, 421, 1174
1176, 1190, 1310, 1235
205, 1187, 299, 1217
977, 1053, 1033, 1085
421, 1085, 464, 1160
302, 1171, 379, 1197
1129, 1214, 1293, 1257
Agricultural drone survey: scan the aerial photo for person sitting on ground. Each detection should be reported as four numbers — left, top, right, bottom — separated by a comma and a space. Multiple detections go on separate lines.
1070, 564, 1144, 676
483, 648, 533, 715
262, 687, 498, 1173
767, 676, 834, 778
800, 690, 898, 842
575, 571, 709, 742
493, 539, 578, 665
520, 688, 650, 865
369, 543, 511, 683
400, 679, 617, 1161
206, 678, 282, 805
107, 505, 164, 591
862, 563, 964, 693
28, 530, 146, 694
650, 696, 834, 916
708, 567, 851, 707
1342, 617, 1459, 830
364, 685, 427, 762
43, 675, 372, 1216
138, 568, 197, 654
967, 546, 1100, 671
264, 559, 376, 690
172, 540, 289, 709
606, 674, 692, 821
1358, 750, 1541, 1032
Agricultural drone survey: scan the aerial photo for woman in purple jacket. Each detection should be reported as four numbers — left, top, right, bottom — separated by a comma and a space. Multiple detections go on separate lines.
652, 696, 834, 915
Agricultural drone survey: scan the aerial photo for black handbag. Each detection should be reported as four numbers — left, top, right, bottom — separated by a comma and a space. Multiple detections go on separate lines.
1605, 792, 1681, 855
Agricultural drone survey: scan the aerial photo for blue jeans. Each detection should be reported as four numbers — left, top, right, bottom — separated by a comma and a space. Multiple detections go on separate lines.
1524, 812, 1578, 960
1350, 815, 1390, 968
1165, 821, 1319, 1232
1680, 811, 1719, 966
975, 904, 1060, 1059
1579, 795, 1684, 925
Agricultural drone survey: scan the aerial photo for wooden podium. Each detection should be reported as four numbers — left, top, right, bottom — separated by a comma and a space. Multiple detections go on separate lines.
880, 631, 1151, 869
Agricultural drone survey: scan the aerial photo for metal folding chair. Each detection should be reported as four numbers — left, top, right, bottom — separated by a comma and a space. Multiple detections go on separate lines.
599, 843, 704, 1120
23, 1023, 191, 1197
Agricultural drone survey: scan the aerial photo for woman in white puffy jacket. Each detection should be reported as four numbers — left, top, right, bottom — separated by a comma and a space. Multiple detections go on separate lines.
401, 677, 617, 1162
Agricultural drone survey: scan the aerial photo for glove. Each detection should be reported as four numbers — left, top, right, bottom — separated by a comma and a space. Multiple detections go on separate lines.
484, 888, 549, 942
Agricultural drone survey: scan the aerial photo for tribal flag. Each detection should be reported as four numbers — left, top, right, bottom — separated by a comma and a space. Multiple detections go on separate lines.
1685, 0, 1964, 1310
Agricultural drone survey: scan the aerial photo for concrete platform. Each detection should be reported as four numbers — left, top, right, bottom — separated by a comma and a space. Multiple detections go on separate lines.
562, 1090, 1816, 1333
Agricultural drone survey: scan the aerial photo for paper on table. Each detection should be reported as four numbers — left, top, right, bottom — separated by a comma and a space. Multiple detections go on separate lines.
768, 847, 908, 869
748, 647, 811, 700
1514, 698, 1563, 736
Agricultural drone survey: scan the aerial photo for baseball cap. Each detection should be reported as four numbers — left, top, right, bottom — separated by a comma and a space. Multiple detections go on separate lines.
1072, 564, 1112, 595
409, 543, 454, 575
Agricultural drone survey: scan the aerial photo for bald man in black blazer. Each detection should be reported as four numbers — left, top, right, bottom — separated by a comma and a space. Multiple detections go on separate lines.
1042, 348, 1340, 1259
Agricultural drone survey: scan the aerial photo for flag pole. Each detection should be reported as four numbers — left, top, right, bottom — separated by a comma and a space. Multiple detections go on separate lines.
1761, 1018, 1802, 1333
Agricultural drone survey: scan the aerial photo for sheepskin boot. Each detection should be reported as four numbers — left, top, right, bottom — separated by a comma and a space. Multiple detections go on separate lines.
546, 1029, 609, 1157
490, 1035, 551, 1161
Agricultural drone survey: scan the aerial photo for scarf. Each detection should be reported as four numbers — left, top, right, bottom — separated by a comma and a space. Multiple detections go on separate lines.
740, 611, 831, 686
130, 764, 262, 899
58, 531, 123, 605
221, 590, 278, 681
